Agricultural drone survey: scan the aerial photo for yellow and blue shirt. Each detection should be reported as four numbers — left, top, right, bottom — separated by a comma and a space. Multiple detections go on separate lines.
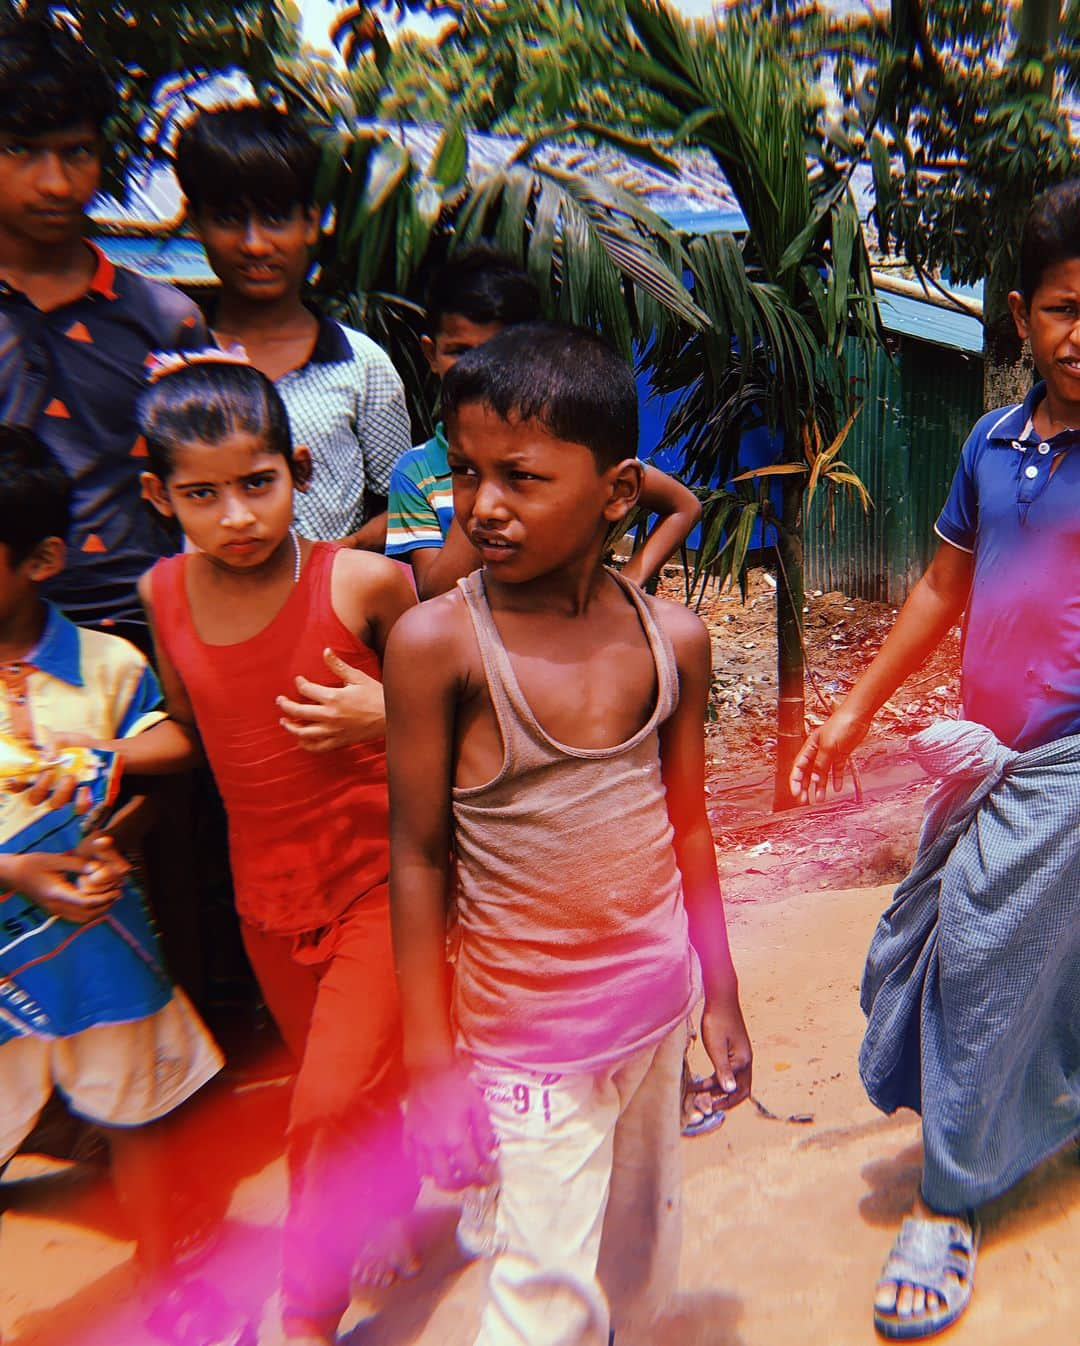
0, 605, 171, 1043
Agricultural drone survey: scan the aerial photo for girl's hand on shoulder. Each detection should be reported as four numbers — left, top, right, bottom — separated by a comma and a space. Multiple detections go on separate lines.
277, 649, 386, 752
699, 992, 753, 1111
405, 1063, 497, 1192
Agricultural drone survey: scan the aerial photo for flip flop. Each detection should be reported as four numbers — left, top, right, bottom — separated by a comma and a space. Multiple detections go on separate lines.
680, 1073, 728, 1139
872, 1214, 979, 1340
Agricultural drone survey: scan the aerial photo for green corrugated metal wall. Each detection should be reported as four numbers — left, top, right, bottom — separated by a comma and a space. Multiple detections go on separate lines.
804, 338, 984, 604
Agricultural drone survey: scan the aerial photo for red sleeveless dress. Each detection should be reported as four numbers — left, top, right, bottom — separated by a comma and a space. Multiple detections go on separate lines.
150, 542, 389, 933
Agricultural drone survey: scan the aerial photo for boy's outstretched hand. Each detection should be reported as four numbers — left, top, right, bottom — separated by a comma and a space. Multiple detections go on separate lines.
277, 648, 386, 752
405, 1063, 498, 1192
699, 994, 753, 1111
789, 706, 871, 804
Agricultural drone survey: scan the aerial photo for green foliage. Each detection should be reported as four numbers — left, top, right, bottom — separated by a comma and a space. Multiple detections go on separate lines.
277, 51, 704, 435
332, 0, 663, 134
832, 0, 1075, 337
625, 0, 879, 585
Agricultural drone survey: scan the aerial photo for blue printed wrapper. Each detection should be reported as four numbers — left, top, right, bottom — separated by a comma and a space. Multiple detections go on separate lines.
0, 748, 171, 1042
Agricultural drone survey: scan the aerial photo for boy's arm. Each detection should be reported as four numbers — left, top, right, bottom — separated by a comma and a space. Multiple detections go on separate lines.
279, 551, 415, 752
411, 519, 480, 600
790, 540, 974, 803
350, 349, 411, 553
337, 489, 388, 552
658, 600, 752, 1108
385, 450, 480, 599
384, 600, 495, 1187
62, 575, 202, 774
134, 572, 203, 770
621, 466, 701, 588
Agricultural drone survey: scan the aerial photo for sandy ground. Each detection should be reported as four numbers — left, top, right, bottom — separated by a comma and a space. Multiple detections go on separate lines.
2, 881, 1076, 1346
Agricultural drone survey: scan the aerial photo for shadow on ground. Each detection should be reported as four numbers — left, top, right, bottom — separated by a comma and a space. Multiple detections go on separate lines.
858, 1138, 1080, 1242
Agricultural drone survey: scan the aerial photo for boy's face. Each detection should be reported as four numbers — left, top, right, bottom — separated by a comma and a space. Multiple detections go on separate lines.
0, 124, 101, 249
142, 432, 309, 575
422, 314, 506, 380
1009, 258, 1080, 416
446, 401, 641, 584
0, 538, 64, 629
191, 202, 319, 305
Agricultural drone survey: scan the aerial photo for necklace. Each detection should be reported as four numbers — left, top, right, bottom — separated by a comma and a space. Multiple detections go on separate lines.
289, 527, 301, 584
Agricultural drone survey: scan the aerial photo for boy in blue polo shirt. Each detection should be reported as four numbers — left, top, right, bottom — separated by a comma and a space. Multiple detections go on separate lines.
791, 181, 1080, 1341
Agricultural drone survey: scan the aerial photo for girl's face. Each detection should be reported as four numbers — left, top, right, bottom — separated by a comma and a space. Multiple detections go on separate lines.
142, 431, 308, 574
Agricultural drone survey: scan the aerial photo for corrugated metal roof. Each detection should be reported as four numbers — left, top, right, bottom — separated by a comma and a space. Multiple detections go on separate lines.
90, 119, 982, 351
95, 235, 218, 286
876, 289, 983, 355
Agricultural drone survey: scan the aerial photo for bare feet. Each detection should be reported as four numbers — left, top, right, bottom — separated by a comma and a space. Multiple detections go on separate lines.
351, 1218, 421, 1291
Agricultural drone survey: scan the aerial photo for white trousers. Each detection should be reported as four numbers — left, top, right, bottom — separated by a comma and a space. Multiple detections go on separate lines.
472, 1024, 685, 1346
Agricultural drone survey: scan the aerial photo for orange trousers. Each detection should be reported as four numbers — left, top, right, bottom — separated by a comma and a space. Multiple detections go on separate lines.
241, 885, 415, 1338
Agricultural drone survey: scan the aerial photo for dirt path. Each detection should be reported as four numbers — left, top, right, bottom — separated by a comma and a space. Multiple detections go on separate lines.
3, 883, 1076, 1346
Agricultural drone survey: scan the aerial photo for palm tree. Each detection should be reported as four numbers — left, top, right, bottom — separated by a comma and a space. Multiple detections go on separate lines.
835, 0, 1075, 411
623, 0, 880, 806
272, 36, 708, 435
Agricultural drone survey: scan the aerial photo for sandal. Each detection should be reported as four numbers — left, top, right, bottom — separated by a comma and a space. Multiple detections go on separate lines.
680, 1072, 727, 1139
872, 1215, 979, 1340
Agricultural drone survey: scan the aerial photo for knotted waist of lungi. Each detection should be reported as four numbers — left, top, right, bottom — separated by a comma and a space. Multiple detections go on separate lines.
859, 719, 1080, 1212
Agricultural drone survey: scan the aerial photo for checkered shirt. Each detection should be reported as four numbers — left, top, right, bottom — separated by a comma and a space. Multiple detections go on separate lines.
276, 313, 412, 540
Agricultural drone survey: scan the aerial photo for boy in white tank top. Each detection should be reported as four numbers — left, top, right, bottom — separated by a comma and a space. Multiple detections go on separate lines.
384, 322, 752, 1346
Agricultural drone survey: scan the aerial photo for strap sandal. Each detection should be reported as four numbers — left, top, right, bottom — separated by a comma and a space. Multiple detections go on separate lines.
681, 1072, 728, 1139
872, 1214, 979, 1340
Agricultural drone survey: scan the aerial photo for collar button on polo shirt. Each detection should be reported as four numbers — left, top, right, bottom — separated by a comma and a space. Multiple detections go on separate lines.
934, 382, 1080, 752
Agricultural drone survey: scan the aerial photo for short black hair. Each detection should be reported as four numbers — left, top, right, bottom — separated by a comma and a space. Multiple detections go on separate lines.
137, 359, 301, 482
0, 426, 72, 562
1019, 180, 1080, 301
175, 104, 321, 216
0, 16, 114, 138
441, 321, 638, 470
425, 245, 541, 335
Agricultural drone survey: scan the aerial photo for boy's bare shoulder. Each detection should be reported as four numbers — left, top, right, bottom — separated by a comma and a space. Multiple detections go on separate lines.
330, 544, 406, 589
641, 589, 710, 663
330, 544, 413, 608
386, 588, 474, 669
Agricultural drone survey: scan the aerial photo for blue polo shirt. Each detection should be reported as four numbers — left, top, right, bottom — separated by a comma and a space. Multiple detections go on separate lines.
936, 382, 1080, 751
0, 244, 206, 631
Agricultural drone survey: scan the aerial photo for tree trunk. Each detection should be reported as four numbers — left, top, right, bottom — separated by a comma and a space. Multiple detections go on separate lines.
982, 269, 1033, 414
982, 0, 1061, 410
772, 476, 805, 811
1015, 0, 1062, 92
